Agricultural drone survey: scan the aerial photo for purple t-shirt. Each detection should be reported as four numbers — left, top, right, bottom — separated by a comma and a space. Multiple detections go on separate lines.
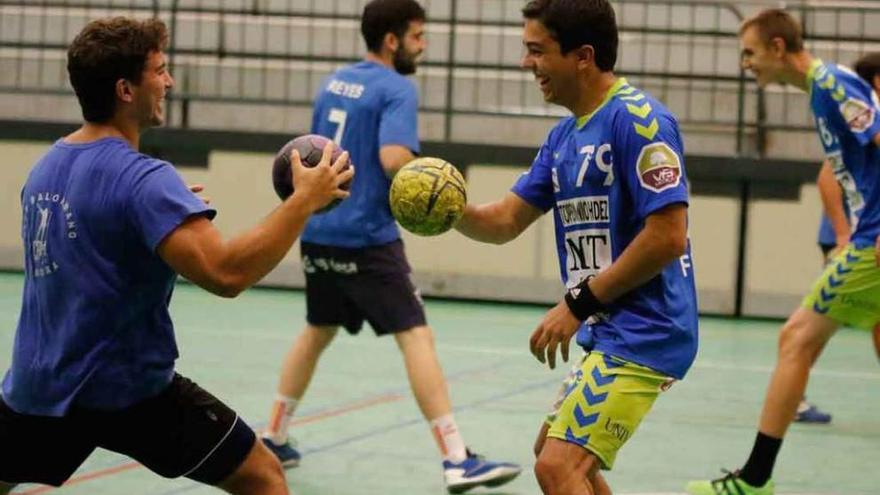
2, 137, 215, 416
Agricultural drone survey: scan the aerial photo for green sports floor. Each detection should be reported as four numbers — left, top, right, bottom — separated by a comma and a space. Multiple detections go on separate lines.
0, 272, 877, 495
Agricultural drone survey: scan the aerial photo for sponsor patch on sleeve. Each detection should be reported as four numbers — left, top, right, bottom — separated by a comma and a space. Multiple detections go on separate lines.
839, 97, 876, 133
635, 142, 682, 193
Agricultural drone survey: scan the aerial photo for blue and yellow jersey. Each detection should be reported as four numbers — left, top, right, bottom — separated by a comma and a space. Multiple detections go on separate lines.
809, 59, 880, 248
512, 78, 698, 379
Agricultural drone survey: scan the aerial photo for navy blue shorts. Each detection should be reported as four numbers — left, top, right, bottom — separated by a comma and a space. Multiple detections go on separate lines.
0, 374, 255, 487
301, 239, 427, 335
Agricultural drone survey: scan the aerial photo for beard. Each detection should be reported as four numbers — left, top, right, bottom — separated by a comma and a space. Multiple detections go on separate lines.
393, 46, 418, 75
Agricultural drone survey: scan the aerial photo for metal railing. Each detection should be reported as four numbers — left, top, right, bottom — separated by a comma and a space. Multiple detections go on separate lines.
1, 0, 879, 156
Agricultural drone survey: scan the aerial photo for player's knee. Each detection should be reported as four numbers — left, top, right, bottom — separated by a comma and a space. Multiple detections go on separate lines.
223, 442, 287, 495
872, 324, 880, 360
395, 325, 435, 349
261, 458, 287, 490
777, 321, 822, 362
533, 424, 549, 458
248, 454, 287, 494
534, 456, 567, 492
303, 325, 337, 352
533, 436, 544, 458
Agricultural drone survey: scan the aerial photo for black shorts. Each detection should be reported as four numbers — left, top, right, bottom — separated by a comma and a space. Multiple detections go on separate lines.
0, 374, 255, 487
301, 239, 426, 335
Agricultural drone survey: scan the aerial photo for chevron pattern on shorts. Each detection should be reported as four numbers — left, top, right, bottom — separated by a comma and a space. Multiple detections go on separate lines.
563, 357, 620, 447
813, 249, 859, 314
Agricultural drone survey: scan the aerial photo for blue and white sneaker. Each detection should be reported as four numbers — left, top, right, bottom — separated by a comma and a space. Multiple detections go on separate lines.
261, 437, 301, 468
442, 449, 522, 494
795, 399, 832, 424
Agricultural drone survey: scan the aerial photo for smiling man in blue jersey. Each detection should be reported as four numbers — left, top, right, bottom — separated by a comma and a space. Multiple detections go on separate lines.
687, 10, 880, 495
815, 52, 880, 366
455, 1, 698, 493
258, 1, 521, 492
0, 17, 353, 495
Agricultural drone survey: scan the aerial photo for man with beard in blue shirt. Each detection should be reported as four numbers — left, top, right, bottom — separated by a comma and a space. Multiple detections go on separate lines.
259, 1, 520, 493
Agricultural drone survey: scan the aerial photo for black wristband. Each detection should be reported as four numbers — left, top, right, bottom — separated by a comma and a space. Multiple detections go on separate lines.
564, 282, 605, 321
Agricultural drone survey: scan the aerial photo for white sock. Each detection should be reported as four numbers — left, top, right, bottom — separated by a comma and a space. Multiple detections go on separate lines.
263, 394, 299, 445
430, 413, 468, 463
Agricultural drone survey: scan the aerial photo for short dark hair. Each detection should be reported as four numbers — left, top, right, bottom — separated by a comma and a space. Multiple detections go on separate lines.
521, 0, 618, 71
854, 52, 880, 87
361, 0, 426, 54
67, 17, 168, 123
740, 8, 804, 53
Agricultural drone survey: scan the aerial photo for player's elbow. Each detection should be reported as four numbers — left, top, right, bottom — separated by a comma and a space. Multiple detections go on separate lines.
197, 280, 242, 298
644, 227, 687, 262
195, 268, 249, 298
213, 273, 249, 298
473, 219, 520, 244
380, 162, 398, 178
491, 206, 531, 244
655, 227, 688, 261
666, 234, 688, 259
379, 146, 414, 177
213, 283, 245, 299
494, 223, 524, 244
646, 204, 688, 260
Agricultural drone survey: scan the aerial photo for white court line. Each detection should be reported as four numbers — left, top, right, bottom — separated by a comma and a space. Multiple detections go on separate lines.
694, 360, 880, 380
428, 344, 880, 381
186, 303, 879, 381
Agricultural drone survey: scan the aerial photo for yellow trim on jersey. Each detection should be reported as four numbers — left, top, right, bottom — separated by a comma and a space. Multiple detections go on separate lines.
621, 86, 660, 141
634, 119, 659, 140
819, 71, 836, 90
576, 77, 628, 129
626, 102, 652, 119
806, 58, 824, 97
618, 86, 637, 96
620, 93, 646, 103
808, 58, 851, 103
573, 78, 663, 141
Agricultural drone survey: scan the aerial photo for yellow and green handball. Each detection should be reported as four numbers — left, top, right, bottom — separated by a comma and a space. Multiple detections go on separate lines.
389, 157, 467, 236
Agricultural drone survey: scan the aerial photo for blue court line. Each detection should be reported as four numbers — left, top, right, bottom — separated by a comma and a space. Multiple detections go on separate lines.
158, 375, 560, 495
13, 359, 513, 494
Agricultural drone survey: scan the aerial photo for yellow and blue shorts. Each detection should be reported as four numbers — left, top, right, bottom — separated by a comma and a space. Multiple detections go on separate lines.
545, 352, 669, 470
803, 245, 880, 330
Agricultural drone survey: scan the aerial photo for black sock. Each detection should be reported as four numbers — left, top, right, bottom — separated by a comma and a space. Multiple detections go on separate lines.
739, 431, 783, 487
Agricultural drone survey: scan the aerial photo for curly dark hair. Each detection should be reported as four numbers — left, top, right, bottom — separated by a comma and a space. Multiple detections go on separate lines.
67, 17, 168, 122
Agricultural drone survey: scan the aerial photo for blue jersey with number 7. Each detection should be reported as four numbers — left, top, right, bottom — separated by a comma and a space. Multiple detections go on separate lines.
303, 61, 420, 248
